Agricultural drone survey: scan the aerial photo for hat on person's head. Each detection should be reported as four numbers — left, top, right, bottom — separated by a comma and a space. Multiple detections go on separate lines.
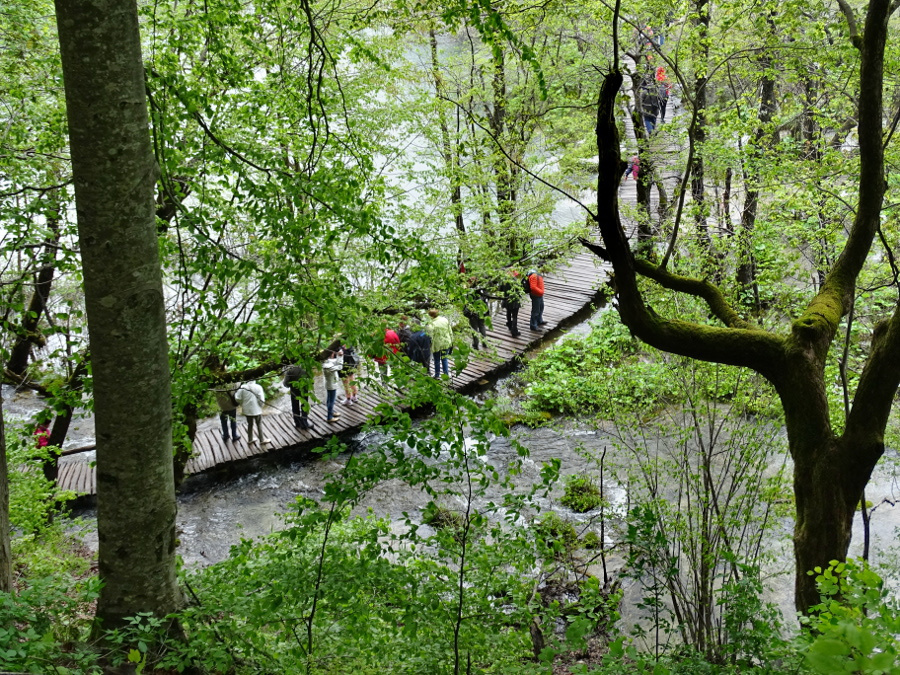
528, 269, 537, 276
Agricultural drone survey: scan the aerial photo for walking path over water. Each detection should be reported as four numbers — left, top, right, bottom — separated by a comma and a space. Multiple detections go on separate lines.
57, 250, 613, 497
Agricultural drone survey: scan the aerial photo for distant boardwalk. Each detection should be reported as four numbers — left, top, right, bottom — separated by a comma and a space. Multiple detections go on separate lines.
56, 251, 611, 497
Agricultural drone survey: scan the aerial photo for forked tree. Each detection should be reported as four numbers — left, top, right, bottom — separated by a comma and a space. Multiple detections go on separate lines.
584, 0, 896, 612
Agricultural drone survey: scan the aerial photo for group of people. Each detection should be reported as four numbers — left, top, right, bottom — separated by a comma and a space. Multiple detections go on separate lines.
213, 267, 550, 436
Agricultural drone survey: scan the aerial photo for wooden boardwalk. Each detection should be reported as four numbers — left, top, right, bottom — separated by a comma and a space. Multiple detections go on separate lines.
56, 251, 611, 497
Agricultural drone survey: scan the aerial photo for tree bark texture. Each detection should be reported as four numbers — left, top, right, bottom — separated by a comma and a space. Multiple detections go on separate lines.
53, 0, 181, 627
0, 392, 12, 593
585, 0, 892, 614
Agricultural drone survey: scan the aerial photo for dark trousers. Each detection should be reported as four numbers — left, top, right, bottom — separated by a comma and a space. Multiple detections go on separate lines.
530, 295, 544, 329
506, 304, 520, 335
290, 393, 311, 429
468, 315, 487, 349
219, 408, 237, 439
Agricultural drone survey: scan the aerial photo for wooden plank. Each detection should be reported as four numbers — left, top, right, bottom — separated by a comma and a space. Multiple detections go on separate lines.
76, 461, 89, 494
85, 465, 96, 495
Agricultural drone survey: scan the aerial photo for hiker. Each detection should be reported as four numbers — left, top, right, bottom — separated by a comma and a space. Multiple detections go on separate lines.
640, 79, 659, 135
463, 281, 489, 350
374, 327, 401, 378
234, 380, 270, 445
33, 422, 50, 449
322, 347, 344, 422
656, 67, 671, 125
215, 384, 240, 441
404, 324, 432, 373
283, 364, 314, 430
341, 344, 360, 404
524, 269, 546, 331
426, 308, 453, 378
624, 155, 640, 180
397, 316, 413, 346
499, 270, 523, 337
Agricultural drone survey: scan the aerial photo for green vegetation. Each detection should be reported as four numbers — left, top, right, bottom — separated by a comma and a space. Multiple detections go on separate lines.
4, 0, 900, 670
560, 474, 604, 513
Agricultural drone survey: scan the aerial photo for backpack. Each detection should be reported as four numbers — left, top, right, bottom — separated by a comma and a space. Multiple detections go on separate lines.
342, 348, 359, 369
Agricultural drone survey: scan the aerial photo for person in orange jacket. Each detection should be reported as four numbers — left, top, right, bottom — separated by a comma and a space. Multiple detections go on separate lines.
524, 269, 546, 330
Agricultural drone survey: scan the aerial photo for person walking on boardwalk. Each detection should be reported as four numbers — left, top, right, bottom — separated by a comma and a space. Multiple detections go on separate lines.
463, 281, 490, 350
373, 327, 401, 379
426, 308, 453, 378
322, 347, 344, 422
640, 78, 659, 135
215, 383, 240, 441
397, 316, 413, 346
624, 155, 640, 180
234, 379, 270, 445
524, 269, 546, 330
656, 66, 671, 125
340, 344, 360, 404
283, 365, 315, 430
405, 323, 432, 373
499, 270, 523, 337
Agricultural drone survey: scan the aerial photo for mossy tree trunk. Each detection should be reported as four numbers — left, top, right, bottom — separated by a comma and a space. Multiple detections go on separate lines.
53, 0, 181, 628
585, 0, 893, 613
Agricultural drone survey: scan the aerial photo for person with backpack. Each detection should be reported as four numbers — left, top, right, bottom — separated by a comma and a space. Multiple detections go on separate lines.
524, 269, 546, 331
404, 324, 432, 372
340, 344, 360, 404
499, 269, 523, 337
373, 327, 401, 379
624, 155, 640, 180
463, 281, 490, 350
426, 308, 453, 378
640, 78, 659, 135
322, 347, 344, 422
215, 384, 240, 441
283, 365, 314, 430
234, 379, 270, 445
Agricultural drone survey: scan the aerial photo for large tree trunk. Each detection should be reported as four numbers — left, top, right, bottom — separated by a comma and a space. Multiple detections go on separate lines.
0, 391, 12, 593
54, 0, 181, 629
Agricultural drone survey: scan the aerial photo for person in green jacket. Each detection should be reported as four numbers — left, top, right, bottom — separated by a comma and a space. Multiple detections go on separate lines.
426, 308, 453, 378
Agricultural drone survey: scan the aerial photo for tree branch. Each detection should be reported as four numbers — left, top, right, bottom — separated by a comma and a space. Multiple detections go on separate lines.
836, 0, 864, 50
633, 259, 754, 329
587, 71, 785, 380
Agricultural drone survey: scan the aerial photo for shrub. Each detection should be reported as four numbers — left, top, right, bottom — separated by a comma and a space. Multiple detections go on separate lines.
560, 474, 603, 513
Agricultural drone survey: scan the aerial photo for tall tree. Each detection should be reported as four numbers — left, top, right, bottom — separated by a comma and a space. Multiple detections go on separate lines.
53, 0, 180, 626
586, 0, 895, 613
0, 392, 11, 594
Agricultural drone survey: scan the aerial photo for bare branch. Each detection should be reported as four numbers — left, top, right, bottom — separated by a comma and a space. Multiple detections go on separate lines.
836, 0, 864, 49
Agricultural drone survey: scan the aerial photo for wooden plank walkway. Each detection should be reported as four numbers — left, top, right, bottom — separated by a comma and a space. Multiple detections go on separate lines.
56, 251, 611, 497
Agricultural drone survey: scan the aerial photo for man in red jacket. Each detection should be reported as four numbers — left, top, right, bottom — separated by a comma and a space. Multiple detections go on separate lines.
525, 269, 546, 331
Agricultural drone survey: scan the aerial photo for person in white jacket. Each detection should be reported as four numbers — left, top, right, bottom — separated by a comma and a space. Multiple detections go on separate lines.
234, 380, 270, 445
322, 348, 344, 422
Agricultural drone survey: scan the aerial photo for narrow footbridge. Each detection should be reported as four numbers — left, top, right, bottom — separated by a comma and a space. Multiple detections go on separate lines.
56, 251, 611, 497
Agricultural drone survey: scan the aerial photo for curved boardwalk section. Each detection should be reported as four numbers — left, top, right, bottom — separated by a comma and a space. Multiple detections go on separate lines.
57, 251, 610, 497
